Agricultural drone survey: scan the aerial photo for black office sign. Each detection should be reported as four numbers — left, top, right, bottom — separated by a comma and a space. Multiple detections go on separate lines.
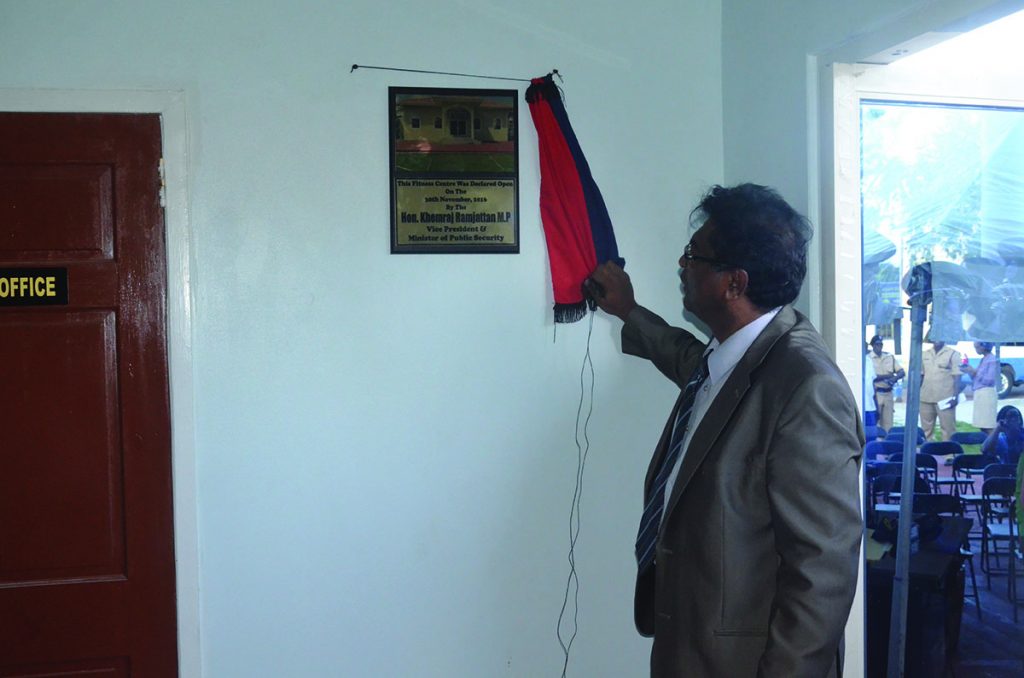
0, 268, 69, 306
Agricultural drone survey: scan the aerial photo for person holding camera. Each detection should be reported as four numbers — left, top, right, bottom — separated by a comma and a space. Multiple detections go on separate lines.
982, 405, 1024, 466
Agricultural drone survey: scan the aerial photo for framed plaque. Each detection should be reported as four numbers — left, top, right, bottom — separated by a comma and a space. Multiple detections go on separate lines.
389, 87, 519, 254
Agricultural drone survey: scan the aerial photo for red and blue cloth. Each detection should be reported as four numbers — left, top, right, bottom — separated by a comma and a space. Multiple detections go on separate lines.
527, 74, 624, 323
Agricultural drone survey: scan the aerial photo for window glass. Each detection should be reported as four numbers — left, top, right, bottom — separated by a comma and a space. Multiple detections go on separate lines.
862, 101, 1024, 343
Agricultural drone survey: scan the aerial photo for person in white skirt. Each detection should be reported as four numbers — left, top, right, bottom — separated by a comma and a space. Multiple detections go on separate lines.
964, 341, 999, 434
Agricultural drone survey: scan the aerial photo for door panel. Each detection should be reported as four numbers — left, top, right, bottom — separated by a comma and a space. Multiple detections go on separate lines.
0, 113, 177, 676
0, 310, 124, 584
0, 163, 114, 260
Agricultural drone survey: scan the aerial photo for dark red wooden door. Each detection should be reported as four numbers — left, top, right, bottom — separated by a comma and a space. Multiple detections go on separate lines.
0, 113, 178, 677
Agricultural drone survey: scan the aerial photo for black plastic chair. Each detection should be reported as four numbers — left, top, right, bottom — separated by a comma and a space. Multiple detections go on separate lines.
950, 431, 987, 446
980, 463, 1018, 480
890, 425, 926, 438
961, 462, 1019, 528
979, 477, 1020, 621
867, 463, 902, 506
888, 452, 940, 492
885, 430, 926, 446
926, 441, 964, 493
912, 493, 982, 619
921, 440, 962, 459
871, 475, 931, 526
864, 424, 886, 441
874, 474, 930, 505
864, 440, 902, 461
913, 493, 963, 515
937, 453, 997, 496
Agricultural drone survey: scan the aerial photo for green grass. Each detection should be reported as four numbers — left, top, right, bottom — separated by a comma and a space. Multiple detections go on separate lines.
953, 421, 982, 434
395, 152, 515, 174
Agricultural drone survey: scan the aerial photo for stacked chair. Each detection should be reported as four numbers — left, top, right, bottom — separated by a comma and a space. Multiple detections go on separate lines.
885, 426, 926, 445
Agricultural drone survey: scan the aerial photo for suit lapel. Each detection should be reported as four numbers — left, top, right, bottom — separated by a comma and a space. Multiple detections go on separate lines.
662, 306, 799, 520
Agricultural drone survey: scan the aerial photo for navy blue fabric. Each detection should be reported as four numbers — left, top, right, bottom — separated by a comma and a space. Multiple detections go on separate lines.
540, 76, 625, 270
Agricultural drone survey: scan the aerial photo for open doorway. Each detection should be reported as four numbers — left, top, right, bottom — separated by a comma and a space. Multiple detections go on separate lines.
834, 9, 1024, 676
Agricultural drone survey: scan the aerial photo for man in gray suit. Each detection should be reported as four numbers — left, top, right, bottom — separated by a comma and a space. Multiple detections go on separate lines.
590, 184, 862, 677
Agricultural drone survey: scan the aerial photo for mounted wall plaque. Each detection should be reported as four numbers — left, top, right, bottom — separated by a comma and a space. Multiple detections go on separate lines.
389, 86, 519, 254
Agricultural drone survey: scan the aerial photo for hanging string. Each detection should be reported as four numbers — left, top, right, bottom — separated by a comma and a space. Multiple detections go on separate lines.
557, 309, 596, 677
350, 63, 561, 84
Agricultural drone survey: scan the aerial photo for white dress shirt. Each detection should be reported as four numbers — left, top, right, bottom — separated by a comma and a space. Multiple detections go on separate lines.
663, 307, 782, 511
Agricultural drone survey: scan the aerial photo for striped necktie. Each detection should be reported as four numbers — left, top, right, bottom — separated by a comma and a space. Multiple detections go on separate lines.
635, 351, 712, 572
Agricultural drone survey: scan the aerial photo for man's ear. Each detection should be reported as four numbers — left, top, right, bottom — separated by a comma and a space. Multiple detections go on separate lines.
724, 268, 749, 301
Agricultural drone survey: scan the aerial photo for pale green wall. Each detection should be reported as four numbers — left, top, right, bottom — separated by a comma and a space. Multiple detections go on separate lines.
13, 0, 1008, 674
0, 1, 722, 676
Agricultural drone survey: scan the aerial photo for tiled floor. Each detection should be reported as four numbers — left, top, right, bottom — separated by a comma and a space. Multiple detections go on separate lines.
952, 552, 1023, 677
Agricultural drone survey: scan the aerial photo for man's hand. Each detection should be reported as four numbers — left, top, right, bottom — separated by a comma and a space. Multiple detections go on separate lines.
589, 261, 638, 321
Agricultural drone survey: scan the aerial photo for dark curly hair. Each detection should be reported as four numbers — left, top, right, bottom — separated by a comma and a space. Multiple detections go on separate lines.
997, 405, 1021, 423
692, 184, 812, 310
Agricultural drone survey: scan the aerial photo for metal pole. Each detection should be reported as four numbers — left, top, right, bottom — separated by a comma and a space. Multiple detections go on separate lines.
886, 264, 931, 677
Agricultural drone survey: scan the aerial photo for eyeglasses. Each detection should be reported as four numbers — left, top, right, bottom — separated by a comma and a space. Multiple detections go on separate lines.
682, 242, 736, 269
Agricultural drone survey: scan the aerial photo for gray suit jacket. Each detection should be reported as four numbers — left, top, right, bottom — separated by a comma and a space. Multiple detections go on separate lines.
624, 305, 862, 678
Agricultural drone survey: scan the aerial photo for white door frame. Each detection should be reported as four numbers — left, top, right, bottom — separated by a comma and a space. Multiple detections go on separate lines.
0, 89, 201, 678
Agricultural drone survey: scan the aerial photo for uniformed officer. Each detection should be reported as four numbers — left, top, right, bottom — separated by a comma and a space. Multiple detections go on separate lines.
869, 335, 905, 432
920, 340, 961, 441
